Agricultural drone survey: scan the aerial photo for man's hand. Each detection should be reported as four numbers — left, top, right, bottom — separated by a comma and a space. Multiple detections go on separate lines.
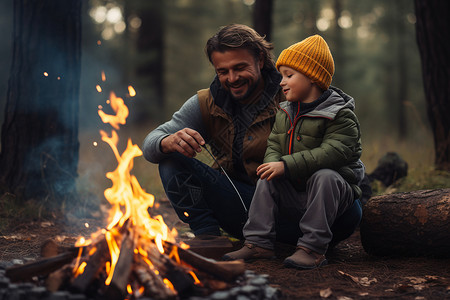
160, 128, 205, 158
256, 162, 285, 181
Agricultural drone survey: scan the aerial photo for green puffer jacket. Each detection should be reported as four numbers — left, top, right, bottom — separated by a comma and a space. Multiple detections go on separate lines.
265, 87, 364, 199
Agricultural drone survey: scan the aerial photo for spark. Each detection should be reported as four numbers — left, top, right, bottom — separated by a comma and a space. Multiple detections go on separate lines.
128, 85, 136, 97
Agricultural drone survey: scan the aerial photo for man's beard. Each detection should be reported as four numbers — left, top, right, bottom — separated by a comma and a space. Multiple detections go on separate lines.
227, 78, 261, 101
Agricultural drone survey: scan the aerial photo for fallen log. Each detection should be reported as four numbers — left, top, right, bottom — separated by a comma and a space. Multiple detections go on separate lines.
5, 250, 78, 282
360, 188, 450, 257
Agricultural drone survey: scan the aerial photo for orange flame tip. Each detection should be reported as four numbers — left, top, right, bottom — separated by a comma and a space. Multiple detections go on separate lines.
163, 278, 175, 291
74, 261, 87, 277
97, 92, 128, 130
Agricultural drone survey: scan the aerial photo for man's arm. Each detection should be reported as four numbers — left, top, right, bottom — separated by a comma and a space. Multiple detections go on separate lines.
142, 94, 207, 163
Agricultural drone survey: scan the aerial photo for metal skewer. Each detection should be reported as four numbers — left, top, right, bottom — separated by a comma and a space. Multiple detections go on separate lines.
201, 144, 248, 214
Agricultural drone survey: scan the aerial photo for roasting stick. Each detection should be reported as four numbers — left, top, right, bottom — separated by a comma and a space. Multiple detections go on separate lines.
201, 145, 248, 214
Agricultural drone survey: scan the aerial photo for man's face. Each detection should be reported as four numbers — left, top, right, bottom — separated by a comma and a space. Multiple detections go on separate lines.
211, 48, 263, 101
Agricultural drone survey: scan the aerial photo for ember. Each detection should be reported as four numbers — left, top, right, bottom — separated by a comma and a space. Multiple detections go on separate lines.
3, 84, 257, 299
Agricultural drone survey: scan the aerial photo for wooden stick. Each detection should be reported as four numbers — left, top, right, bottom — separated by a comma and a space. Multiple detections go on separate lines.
163, 241, 245, 282
5, 250, 78, 282
134, 262, 177, 300
103, 230, 135, 300
70, 238, 109, 293
143, 242, 195, 296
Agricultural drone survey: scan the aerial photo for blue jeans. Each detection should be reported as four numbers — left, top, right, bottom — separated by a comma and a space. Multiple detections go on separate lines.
158, 153, 255, 238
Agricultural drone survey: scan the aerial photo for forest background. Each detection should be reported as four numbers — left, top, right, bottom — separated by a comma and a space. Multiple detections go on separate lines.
0, 0, 445, 208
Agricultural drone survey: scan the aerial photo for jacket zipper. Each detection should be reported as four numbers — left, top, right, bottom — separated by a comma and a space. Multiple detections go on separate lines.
281, 102, 301, 155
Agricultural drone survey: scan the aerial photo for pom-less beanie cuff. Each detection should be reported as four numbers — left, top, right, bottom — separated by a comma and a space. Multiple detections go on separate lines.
276, 35, 334, 90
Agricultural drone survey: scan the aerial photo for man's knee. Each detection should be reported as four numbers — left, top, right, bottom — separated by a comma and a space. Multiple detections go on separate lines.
158, 154, 191, 184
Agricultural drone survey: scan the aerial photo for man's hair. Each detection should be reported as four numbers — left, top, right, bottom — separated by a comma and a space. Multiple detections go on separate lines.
205, 24, 275, 71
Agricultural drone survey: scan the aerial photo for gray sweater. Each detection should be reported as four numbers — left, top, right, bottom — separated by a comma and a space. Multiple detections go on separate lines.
142, 94, 206, 163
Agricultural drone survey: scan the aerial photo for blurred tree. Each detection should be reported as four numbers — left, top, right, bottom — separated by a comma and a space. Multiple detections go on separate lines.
414, 0, 450, 171
0, 0, 81, 203
253, 0, 273, 41
395, 0, 407, 139
331, 0, 344, 88
127, 0, 165, 119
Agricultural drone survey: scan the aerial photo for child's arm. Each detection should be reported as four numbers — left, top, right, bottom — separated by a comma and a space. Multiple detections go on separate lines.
263, 112, 284, 163
256, 111, 286, 181
282, 109, 361, 181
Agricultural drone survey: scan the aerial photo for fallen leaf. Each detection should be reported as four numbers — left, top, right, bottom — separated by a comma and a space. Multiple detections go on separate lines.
337, 270, 377, 287
320, 287, 332, 298
41, 221, 53, 227
337, 296, 353, 300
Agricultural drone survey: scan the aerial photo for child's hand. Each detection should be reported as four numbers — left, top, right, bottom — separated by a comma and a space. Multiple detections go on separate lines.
256, 162, 285, 181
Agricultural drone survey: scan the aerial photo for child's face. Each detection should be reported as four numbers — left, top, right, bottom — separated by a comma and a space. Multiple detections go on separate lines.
279, 66, 316, 103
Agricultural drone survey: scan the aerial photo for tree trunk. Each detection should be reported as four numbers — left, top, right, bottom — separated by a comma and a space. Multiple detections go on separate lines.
332, 0, 344, 88
414, 0, 450, 171
396, 1, 407, 139
0, 0, 81, 203
253, 0, 273, 41
360, 189, 450, 258
130, 0, 165, 120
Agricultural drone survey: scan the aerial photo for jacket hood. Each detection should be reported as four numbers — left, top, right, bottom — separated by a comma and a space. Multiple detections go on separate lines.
280, 86, 355, 120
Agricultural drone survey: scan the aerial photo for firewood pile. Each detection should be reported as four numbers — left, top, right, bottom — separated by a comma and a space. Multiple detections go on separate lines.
0, 91, 281, 299
1, 226, 279, 300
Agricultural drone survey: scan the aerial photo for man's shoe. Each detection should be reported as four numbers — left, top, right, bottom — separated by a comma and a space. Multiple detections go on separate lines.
283, 246, 327, 269
222, 243, 275, 261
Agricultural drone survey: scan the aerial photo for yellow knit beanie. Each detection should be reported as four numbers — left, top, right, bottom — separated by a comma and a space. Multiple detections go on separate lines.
276, 35, 334, 90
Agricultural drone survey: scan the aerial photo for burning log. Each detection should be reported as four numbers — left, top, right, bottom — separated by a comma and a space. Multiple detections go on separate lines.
69, 238, 109, 293
102, 230, 136, 300
134, 261, 177, 299
5, 250, 78, 282
164, 241, 245, 282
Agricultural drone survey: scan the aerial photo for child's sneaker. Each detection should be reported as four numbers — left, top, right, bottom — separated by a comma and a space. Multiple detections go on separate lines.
283, 246, 327, 269
222, 243, 275, 261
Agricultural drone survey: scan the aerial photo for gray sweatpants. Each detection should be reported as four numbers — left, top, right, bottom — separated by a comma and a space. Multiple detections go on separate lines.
243, 169, 354, 254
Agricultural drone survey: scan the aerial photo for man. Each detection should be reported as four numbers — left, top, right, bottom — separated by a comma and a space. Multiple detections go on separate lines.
143, 24, 284, 239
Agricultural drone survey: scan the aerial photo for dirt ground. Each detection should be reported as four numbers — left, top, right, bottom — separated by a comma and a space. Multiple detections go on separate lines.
1, 198, 449, 300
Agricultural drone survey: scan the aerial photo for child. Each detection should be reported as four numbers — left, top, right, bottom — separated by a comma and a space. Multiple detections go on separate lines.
223, 35, 365, 269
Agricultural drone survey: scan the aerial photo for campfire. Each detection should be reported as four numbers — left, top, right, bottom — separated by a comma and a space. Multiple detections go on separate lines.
5, 86, 247, 299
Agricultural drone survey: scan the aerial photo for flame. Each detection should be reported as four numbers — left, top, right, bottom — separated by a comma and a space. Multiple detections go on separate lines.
96, 85, 102, 92
72, 86, 200, 293
163, 278, 175, 291
97, 92, 129, 130
105, 230, 120, 285
101, 71, 106, 82
74, 262, 87, 277
128, 85, 136, 97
